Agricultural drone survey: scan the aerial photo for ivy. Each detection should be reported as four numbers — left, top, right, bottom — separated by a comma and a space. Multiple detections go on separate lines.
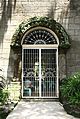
11, 17, 71, 49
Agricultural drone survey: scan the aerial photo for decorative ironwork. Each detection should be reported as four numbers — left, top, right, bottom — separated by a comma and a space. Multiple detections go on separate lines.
23, 29, 57, 44
23, 68, 35, 78
23, 49, 57, 97
44, 68, 56, 77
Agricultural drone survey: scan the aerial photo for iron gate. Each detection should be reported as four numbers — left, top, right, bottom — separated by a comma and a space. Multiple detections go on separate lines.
22, 48, 58, 98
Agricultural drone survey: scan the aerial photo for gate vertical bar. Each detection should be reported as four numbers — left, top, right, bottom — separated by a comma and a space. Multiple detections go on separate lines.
22, 48, 24, 98
56, 48, 59, 97
39, 49, 41, 97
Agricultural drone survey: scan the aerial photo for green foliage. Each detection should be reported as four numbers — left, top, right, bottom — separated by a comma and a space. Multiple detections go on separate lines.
0, 89, 9, 105
60, 72, 80, 105
11, 17, 71, 49
0, 108, 9, 119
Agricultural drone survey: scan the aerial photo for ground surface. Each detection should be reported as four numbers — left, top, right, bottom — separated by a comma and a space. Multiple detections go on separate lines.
6, 101, 79, 119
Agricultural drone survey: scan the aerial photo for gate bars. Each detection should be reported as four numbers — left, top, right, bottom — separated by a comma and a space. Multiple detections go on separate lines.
22, 45, 59, 98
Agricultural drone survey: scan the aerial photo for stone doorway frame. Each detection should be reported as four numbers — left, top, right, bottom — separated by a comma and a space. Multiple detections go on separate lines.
21, 27, 59, 98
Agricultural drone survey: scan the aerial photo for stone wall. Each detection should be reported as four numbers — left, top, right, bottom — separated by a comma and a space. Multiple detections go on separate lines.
0, 0, 80, 81
8, 81, 21, 102
62, 0, 80, 76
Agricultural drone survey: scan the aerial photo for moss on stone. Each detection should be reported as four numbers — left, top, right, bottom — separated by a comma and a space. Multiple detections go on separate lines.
11, 17, 71, 49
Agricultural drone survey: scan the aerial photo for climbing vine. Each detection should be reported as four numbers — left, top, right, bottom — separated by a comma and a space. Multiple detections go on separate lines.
11, 17, 71, 49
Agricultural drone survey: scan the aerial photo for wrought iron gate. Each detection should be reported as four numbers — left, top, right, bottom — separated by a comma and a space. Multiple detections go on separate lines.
22, 47, 58, 98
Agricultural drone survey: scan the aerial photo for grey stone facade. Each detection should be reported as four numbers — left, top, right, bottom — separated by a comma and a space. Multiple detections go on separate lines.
0, 0, 80, 82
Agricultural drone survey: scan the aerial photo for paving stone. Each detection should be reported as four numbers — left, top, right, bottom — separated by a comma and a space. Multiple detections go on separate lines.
6, 101, 79, 119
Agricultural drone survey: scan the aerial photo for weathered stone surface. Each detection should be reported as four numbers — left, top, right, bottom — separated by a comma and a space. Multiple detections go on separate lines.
0, 0, 80, 98
6, 101, 78, 119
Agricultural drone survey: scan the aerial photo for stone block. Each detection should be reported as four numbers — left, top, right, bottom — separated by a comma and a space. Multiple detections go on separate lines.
69, 24, 80, 30
74, 29, 80, 36
74, 17, 80, 23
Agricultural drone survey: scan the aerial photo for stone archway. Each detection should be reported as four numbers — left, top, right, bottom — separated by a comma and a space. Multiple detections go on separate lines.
21, 26, 59, 98
10, 17, 71, 98
11, 17, 71, 49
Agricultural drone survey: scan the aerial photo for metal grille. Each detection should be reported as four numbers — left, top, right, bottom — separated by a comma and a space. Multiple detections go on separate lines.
23, 49, 39, 97
22, 48, 58, 98
23, 29, 57, 45
41, 49, 57, 97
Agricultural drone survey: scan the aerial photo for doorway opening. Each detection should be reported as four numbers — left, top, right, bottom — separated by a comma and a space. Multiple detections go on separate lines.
22, 27, 59, 98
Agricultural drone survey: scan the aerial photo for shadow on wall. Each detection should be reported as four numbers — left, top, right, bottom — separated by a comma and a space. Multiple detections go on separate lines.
66, 0, 80, 75
59, 0, 80, 22
47, 0, 80, 77
47, 0, 69, 79
48, 0, 80, 23
47, 0, 69, 23
47, 0, 56, 19
70, 0, 80, 12
7, 48, 22, 82
0, 0, 16, 46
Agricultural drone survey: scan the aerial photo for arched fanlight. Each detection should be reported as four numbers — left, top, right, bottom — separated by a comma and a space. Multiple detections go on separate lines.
22, 28, 58, 45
